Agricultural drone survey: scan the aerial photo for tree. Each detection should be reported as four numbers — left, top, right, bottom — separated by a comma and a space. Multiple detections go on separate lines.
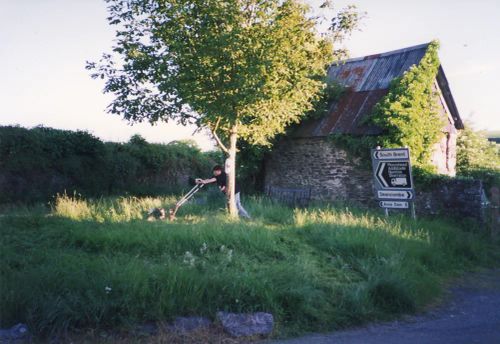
456, 125, 500, 188
88, 0, 361, 217
457, 125, 500, 172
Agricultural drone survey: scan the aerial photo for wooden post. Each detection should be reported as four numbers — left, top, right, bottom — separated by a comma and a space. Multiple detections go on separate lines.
410, 201, 417, 220
490, 187, 499, 239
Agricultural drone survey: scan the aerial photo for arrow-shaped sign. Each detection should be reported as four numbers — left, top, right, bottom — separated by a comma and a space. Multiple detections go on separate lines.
373, 149, 409, 160
379, 201, 409, 209
375, 161, 412, 189
377, 190, 414, 200
376, 162, 389, 187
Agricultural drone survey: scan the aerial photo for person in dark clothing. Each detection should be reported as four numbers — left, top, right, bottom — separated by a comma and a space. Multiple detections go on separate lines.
195, 165, 251, 218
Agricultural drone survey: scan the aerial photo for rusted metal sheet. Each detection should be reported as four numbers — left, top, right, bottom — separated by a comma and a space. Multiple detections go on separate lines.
294, 89, 387, 137
327, 43, 429, 92
294, 43, 463, 138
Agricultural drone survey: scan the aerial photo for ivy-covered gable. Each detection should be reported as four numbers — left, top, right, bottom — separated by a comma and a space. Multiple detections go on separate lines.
369, 41, 444, 169
292, 41, 463, 172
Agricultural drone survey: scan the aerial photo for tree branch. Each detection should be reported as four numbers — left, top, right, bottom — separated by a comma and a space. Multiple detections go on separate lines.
211, 117, 229, 154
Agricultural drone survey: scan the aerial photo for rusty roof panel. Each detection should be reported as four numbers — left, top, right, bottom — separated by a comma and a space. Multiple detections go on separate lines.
328, 59, 377, 91
327, 43, 429, 92
293, 89, 387, 137
331, 89, 388, 135
292, 42, 463, 137
359, 48, 428, 90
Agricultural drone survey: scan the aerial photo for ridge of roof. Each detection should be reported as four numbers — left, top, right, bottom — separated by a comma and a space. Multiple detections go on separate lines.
337, 42, 431, 64
293, 42, 463, 137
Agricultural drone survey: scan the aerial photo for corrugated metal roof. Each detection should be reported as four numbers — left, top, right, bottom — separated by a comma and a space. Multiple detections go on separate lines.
293, 43, 463, 138
327, 43, 429, 92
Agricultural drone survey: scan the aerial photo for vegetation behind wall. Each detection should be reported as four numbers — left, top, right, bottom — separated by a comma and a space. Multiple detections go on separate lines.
456, 125, 500, 189
0, 125, 218, 204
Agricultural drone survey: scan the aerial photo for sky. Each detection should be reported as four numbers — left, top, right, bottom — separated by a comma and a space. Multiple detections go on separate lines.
0, 0, 499, 150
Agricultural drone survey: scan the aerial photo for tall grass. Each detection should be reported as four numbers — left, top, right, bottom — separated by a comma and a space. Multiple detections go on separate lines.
1, 195, 498, 338
52, 193, 170, 222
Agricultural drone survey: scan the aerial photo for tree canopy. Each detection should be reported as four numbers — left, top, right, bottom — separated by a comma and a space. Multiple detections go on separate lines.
457, 125, 500, 172
88, 0, 362, 215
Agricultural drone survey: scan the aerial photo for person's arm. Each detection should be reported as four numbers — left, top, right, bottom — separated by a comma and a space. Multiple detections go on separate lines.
195, 177, 217, 185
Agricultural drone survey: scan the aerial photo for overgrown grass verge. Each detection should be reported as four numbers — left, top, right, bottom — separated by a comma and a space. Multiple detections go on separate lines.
0, 194, 498, 339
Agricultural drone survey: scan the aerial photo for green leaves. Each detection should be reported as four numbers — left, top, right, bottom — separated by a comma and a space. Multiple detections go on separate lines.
456, 125, 500, 188
457, 125, 500, 172
89, 0, 362, 147
370, 41, 444, 170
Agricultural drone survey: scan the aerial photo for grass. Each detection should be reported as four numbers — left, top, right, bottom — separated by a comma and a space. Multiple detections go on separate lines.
0, 192, 498, 339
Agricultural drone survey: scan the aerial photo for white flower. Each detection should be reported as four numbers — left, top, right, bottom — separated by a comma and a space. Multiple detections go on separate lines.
183, 251, 196, 267
200, 242, 208, 255
105, 286, 112, 294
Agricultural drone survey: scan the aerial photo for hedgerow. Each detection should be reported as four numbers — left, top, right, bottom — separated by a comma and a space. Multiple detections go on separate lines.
0, 125, 218, 203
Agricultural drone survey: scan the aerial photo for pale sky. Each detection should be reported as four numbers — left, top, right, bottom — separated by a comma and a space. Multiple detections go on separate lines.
0, 0, 499, 150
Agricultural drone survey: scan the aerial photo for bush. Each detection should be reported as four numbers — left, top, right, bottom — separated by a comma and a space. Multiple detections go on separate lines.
456, 125, 500, 189
0, 126, 221, 203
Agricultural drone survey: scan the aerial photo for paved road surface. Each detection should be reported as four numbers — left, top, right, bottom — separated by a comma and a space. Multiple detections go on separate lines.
270, 269, 500, 344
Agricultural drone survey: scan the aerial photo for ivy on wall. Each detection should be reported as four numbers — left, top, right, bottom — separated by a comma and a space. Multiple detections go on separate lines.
331, 41, 445, 172
369, 40, 444, 171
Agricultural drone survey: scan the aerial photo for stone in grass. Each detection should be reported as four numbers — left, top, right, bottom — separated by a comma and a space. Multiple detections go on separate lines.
133, 323, 159, 336
216, 312, 274, 337
166, 316, 212, 333
0, 323, 29, 341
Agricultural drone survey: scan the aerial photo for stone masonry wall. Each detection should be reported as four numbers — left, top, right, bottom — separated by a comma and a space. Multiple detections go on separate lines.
265, 137, 373, 204
265, 137, 486, 222
416, 179, 486, 222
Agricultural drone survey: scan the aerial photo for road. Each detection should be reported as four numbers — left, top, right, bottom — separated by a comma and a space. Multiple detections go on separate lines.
270, 269, 500, 344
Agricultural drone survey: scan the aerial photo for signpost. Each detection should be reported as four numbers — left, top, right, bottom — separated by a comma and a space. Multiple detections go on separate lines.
375, 162, 412, 189
379, 201, 409, 209
371, 147, 416, 218
377, 190, 413, 200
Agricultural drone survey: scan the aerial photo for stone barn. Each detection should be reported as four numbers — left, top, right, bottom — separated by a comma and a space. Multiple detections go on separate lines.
264, 43, 464, 205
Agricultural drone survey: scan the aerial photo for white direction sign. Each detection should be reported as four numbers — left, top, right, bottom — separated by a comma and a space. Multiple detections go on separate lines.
377, 190, 414, 200
379, 201, 409, 209
371, 147, 415, 202
372, 149, 409, 160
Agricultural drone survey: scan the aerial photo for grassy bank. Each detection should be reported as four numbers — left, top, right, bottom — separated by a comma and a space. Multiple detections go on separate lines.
0, 194, 498, 338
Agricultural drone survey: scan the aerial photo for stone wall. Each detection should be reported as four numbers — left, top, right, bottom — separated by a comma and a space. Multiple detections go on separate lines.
430, 126, 458, 176
416, 179, 487, 222
264, 137, 373, 204
265, 136, 486, 222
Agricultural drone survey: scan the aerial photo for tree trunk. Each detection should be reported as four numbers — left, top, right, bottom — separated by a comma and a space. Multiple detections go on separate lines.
227, 125, 238, 218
